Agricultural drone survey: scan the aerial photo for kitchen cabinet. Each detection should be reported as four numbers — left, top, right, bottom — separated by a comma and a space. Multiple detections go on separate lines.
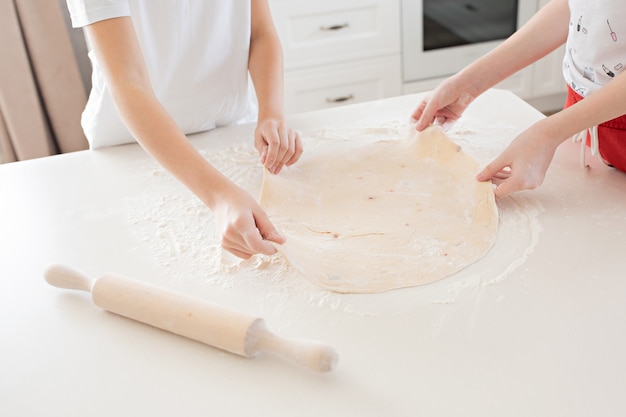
272, 0, 567, 114
269, 0, 402, 114
280, 55, 401, 114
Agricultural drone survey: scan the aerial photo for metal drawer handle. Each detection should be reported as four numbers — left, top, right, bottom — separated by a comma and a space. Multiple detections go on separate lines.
326, 94, 354, 103
320, 22, 350, 31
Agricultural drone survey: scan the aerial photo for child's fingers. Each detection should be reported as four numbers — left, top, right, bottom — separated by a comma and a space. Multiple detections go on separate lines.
254, 208, 285, 246
476, 159, 506, 182
267, 127, 303, 174
413, 100, 438, 131
284, 131, 303, 167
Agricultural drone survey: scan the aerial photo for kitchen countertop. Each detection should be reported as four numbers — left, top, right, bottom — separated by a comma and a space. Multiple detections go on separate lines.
1, 89, 625, 416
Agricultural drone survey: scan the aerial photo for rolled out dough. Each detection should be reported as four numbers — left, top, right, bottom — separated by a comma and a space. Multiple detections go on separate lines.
259, 126, 498, 293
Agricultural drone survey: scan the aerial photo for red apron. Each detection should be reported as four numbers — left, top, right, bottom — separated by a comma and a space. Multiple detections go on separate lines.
565, 85, 626, 172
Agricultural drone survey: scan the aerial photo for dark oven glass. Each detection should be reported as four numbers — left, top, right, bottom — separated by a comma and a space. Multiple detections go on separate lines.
423, 0, 518, 51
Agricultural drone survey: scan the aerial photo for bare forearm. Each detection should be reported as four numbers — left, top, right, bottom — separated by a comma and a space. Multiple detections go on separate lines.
112, 85, 233, 209
458, 0, 570, 96
536, 72, 626, 146
85, 18, 235, 209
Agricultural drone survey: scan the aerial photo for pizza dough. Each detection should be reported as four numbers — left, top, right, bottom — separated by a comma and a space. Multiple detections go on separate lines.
259, 125, 498, 293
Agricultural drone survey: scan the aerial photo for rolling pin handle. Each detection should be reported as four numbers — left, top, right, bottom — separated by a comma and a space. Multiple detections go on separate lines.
246, 319, 339, 373
44, 263, 95, 293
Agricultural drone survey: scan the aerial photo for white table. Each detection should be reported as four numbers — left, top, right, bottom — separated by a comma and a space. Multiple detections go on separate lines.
2, 90, 625, 416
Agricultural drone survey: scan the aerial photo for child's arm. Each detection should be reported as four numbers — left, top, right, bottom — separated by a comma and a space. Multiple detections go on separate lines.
478, 70, 626, 197
84, 17, 284, 259
413, 0, 570, 129
248, 0, 303, 175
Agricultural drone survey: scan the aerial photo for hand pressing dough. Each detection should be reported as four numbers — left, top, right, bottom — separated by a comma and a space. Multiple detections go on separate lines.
259, 125, 498, 293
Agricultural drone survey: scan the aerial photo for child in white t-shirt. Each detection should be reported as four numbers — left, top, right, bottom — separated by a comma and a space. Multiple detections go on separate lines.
411, 0, 626, 197
66, 0, 302, 258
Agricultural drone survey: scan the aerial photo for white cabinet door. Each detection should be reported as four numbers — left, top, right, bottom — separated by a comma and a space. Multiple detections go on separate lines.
270, 0, 400, 70
284, 55, 402, 114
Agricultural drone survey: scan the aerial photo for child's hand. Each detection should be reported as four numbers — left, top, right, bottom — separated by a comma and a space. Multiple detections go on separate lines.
476, 124, 560, 197
411, 78, 476, 131
213, 185, 285, 259
254, 119, 303, 174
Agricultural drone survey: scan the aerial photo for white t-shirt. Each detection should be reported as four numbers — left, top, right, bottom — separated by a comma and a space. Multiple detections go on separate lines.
66, 0, 257, 148
563, 0, 626, 97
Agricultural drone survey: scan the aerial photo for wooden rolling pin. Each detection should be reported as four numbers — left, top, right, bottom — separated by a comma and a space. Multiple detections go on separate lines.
44, 264, 338, 372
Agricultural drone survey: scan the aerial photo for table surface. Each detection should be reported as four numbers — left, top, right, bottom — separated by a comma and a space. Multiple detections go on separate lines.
1, 90, 625, 416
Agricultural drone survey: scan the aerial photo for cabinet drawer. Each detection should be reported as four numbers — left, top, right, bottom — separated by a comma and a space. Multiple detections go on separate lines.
284, 55, 402, 114
270, 0, 400, 70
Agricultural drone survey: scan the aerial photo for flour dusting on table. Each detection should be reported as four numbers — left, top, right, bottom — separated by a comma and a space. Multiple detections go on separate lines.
126, 123, 542, 317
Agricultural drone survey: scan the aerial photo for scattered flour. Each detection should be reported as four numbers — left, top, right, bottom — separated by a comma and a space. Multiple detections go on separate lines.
126, 123, 543, 317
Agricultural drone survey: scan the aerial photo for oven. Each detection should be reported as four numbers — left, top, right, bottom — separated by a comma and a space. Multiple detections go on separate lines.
401, 0, 537, 84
